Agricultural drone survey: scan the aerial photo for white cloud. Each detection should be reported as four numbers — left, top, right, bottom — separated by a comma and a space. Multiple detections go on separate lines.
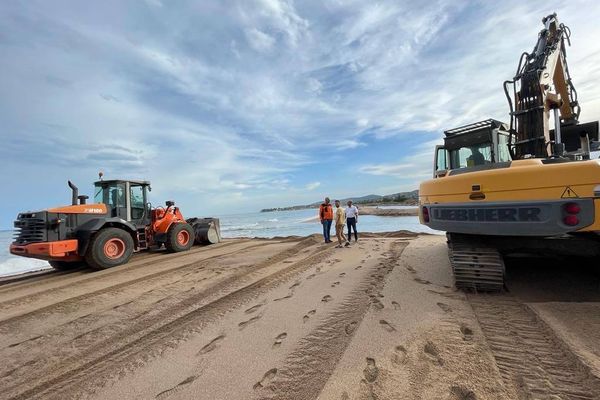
2, 0, 600, 224
245, 28, 276, 52
305, 181, 321, 190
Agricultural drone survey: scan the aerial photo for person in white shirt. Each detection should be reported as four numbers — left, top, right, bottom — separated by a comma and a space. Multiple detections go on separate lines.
346, 200, 359, 242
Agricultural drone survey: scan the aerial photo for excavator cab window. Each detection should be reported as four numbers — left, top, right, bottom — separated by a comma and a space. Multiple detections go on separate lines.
434, 145, 449, 177
497, 133, 512, 162
451, 143, 492, 168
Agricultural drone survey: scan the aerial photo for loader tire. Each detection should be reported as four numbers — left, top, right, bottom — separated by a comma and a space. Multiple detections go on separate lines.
49, 261, 84, 271
85, 228, 134, 270
165, 223, 195, 253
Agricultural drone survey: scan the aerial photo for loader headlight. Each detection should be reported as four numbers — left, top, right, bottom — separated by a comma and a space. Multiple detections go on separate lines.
594, 185, 600, 197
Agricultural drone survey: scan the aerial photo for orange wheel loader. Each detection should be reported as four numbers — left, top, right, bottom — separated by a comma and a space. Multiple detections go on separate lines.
10, 176, 221, 270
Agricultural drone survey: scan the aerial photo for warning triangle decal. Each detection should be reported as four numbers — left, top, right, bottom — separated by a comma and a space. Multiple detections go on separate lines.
561, 186, 579, 198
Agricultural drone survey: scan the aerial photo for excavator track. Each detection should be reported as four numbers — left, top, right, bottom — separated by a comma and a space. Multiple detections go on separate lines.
447, 234, 505, 292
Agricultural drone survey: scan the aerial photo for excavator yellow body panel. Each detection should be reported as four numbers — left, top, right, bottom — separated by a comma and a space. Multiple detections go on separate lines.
419, 159, 600, 234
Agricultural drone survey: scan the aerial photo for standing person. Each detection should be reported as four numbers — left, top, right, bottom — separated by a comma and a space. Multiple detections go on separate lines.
319, 197, 334, 243
334, 200, 348, 248
346, 200, 359, 243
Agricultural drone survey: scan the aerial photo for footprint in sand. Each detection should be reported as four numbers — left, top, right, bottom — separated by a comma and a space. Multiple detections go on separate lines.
238, 314, 262, 330
379, 319, 396, 332
355, 265, 362, 270
273, 293, 293, 302
363, 358, 379, 383
437, 302, 452, 313
303, 309, 316, 323
339, 272, 346, 277
345, 321, 358, 335
197, 335, 225, 356
321, 295, 333, 303
449, 385, 477, 400
245, 303, 264, 314
273, 332, 287, 348
391, 345, 408, 365
424, 341, 444, 366
306, 274, 316, 280
371, 298, 384, 310
289, 281, 301, 290
392, 301, 401, 310
253, 368, 277, 390
331, 281, 340, 288
460, 324, 474, 341
414, 277, 431, 285
155, 375, 198, 399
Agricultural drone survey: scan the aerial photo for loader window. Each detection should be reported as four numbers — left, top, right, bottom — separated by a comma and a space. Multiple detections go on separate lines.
450, 143, 492, 169
130, 185, 145, 220
94, 184, 125, 207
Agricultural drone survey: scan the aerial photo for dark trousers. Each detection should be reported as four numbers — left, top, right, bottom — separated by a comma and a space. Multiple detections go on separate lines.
322, 219, 332, 242
347, 217, 358, 241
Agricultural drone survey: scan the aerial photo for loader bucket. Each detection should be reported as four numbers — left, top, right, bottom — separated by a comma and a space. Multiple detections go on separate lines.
187, 217, 221, 244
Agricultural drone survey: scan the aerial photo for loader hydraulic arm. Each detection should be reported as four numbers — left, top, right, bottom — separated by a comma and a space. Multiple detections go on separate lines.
504, 13, 580, 159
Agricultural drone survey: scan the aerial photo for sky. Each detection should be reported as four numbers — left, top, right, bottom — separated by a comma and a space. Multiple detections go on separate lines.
1, 0, 600, 228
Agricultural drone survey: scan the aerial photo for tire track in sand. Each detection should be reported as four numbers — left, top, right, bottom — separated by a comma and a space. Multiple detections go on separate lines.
469, 294, 600, 399
255, 240, 408, 400
4, 237, 331, 400
0, 240, 250, 307
0, 240, 282, 329
2, 238, 315, 384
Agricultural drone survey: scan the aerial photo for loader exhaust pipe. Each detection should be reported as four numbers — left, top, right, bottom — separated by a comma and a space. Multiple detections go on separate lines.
68, 181, 78, 206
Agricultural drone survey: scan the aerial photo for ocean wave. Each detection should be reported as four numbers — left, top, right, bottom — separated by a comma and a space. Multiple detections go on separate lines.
220, 223, 261, 232
0, 257, 50, 277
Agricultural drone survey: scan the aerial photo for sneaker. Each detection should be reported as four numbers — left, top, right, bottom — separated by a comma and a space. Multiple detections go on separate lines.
344, 242, 350, 247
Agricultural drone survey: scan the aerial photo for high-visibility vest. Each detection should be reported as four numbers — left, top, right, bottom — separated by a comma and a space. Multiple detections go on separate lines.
319, 203, 333, 220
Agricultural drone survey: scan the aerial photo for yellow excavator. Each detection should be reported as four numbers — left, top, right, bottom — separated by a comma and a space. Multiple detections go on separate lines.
419, 14, 600, 291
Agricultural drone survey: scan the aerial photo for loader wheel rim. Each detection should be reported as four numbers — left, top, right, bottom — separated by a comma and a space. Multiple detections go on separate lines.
177, 230, 190, 246
104, 238, 126, 259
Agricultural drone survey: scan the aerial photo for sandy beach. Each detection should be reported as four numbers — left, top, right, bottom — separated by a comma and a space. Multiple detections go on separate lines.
1, 234, 599, 400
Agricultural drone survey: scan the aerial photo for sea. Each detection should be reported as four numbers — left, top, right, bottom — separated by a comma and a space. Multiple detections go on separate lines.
0, 207, 440, 277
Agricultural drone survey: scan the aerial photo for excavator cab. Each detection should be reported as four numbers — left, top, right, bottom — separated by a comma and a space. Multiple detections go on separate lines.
433, 119, 514, 178
93, 179, 151, 226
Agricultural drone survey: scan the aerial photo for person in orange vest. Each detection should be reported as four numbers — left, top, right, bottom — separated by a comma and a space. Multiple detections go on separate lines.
319, 197, 334, 243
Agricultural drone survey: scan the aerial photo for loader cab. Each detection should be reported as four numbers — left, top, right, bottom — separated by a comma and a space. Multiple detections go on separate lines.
93, 179, 151, 226
433, 119, 513, 177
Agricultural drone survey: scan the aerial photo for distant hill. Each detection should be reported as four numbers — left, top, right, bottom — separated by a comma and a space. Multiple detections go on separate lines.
260, 190, 418, 212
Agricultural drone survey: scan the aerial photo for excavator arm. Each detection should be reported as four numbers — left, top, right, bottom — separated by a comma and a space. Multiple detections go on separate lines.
504, 13, 580, 159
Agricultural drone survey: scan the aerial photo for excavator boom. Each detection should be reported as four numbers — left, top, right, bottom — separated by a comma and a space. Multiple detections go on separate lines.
504, 13, 580, 159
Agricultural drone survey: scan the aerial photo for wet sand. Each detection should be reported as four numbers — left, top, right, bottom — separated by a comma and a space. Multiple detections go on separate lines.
1, 234, 599, 399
